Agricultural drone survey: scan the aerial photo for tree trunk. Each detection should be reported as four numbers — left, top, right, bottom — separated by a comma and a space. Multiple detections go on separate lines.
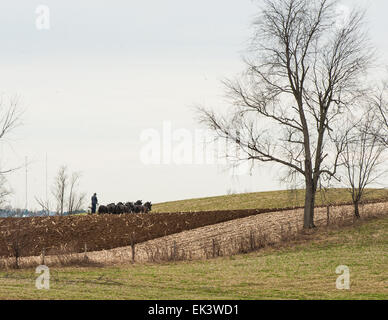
354, 201, 360, 219
304, 180, 317, 229
303, 156, 317, 229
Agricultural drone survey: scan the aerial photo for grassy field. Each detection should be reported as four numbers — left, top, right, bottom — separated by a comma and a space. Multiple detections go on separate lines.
152, 188, 388, 213
1, 215, 386, 300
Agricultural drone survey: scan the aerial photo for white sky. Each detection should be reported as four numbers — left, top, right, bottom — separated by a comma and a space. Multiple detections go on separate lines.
0, 0, 387, 210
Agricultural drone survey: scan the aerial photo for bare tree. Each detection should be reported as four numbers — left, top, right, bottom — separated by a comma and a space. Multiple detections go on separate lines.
0, 95, 23, 205
67, 172, 86, 214
372, 86, 388, 147
52, 165, 68, 216
40, 166, 86, 216
0, 174, 11, 208
340, 112, 386, 218
0, 95, 22, 146
34, 196, 51, 216
198, 0, 375, 228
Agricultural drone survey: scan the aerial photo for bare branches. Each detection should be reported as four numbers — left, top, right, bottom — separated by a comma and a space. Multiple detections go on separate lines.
197, 107, 305, 175
339, 110, 386, 218
0, 95, 24, 175
198, 0, 377, 229
35, 196, 51, 215
51, 165, 68, 216
38, 166, 86, 216
372, 86, 388, 147
67, 172, 86, 215
0, 174, 11, 208
0, 96, 23, 205
0, 95, 22, 141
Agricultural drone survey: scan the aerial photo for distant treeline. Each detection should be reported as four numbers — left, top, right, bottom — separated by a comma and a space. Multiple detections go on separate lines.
0, 209, 86, 218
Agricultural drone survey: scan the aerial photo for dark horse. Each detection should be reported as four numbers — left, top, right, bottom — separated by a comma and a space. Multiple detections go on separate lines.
99, 200, 152, 214
125, 202, 135, 213
143, 201, 152, 213
106, 203, 116, 214
98, 205, 108, 214
115, 202, 126, 214
134, 201, 152, 213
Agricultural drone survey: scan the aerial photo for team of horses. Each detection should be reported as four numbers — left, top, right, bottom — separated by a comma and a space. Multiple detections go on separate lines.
98, 200, 152, 215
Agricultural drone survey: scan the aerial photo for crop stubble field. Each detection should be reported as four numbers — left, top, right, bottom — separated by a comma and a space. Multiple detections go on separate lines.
0, 190, 386, 300
0, 215, 387, 299
0, 206, 303, 258
1, 189, 388, 261
2, 201, 387, 268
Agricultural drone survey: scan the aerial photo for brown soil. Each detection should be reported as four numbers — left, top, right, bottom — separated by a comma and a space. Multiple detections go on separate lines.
0, 206, 301, 258
4, 201, 387, 268
1, 199, 386, 259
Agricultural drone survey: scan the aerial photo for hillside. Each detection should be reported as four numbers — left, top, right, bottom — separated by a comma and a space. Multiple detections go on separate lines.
1, 215, 387, 299
0, 208, 282, 258
2, 189, 387, 259
152, 188, 388, 213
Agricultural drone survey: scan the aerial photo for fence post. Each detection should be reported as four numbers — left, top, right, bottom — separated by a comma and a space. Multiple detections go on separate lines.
326, 205, 330, 226
41, 248, 45, 265
84, 243, 88, 261
172, 241, 177, 261
130, 232, 135, 264
250, 230, 255, 251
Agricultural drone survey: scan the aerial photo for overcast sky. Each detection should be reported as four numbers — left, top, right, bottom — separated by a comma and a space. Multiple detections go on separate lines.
0, 0, 387, 210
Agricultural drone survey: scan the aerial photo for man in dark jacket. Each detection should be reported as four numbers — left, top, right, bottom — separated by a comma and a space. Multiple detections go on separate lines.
91, 193, 98, 214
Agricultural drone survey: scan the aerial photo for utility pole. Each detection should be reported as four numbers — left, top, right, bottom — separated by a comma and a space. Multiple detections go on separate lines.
25, 156, 28, 213
45, 153, 48, 205
45, 153, 49, 216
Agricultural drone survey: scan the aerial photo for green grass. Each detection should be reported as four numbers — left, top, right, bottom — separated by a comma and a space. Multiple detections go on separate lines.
1, 216, 387, 300
152, 188, 388, 213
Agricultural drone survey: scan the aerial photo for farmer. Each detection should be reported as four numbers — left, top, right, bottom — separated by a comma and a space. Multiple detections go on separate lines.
91, 193, 98, 214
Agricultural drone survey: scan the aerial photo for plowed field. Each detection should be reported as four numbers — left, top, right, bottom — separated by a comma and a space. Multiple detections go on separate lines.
0, 207, 297, 257
1, 198, 386, 259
